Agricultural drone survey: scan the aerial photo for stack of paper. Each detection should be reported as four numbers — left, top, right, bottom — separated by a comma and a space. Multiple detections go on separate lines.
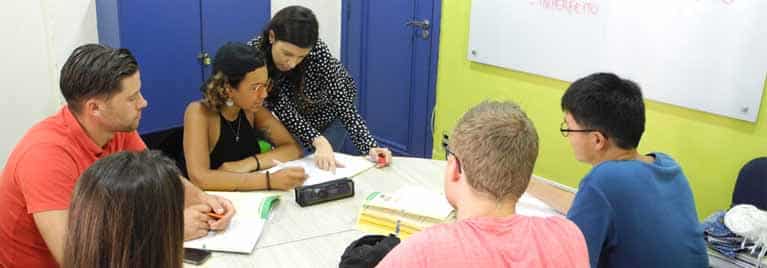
356, 186, 456, 239
263, 152, 375, 185
183, 191, 280, 253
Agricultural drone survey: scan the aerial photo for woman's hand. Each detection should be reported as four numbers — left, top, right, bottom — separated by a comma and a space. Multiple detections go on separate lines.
368, 147, 392, 168
270, 167, 308, 190
312, 136, 345, 172
204, 194, 236, 231
183, 204, 212, 241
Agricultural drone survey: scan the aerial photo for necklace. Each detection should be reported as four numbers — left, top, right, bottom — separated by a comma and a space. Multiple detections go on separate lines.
224, 112, 242, 143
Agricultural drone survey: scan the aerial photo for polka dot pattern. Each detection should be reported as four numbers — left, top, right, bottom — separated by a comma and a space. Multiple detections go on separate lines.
248, 37, 378, 154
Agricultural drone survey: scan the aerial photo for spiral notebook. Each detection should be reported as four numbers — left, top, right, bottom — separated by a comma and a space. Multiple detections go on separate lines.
183, 191, 280, 254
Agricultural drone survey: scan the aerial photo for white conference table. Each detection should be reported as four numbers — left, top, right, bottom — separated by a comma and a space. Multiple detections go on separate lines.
188, 156, 562, 268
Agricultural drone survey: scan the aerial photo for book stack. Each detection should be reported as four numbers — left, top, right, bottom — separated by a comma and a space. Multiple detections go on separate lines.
355, 186, 456, 239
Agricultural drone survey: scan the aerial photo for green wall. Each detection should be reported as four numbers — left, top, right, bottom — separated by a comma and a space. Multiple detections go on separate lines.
432, 0, 767, 218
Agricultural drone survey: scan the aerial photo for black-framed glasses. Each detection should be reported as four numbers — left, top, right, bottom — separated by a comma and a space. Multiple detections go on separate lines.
441, 134, 462, 171
559, 121, 599, 137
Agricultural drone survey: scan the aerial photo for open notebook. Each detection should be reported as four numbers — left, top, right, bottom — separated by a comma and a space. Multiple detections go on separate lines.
263, 152, 375, 186
356, 186, 456, 239
183, 191, 280, 254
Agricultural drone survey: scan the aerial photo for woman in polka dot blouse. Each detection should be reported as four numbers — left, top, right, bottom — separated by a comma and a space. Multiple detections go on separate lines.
249, 5, 392, 172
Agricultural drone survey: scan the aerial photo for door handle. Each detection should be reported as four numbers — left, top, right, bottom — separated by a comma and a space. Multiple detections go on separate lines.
405, 19, 430, 30
197, 52, 211, 66
405, 19, 430, 39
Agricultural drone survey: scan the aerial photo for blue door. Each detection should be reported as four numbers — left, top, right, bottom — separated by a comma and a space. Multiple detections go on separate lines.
97, 0, 271, 133
201, 0, 270, 80
98, 0, 205, 133
342, 0, 441, 157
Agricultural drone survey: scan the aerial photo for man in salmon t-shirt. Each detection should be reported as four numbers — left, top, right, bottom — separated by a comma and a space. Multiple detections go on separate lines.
377, 101, 589, 268
0, 44, 236, 267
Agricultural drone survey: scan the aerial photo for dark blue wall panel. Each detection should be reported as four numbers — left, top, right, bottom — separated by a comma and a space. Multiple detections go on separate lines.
201, 0, 270, 80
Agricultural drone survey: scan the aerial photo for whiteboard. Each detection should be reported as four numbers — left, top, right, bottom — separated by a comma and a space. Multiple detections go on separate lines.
468, 0, 767, 122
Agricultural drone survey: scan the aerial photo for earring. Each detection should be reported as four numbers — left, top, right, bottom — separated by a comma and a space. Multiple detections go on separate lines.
226, 98, 234, 107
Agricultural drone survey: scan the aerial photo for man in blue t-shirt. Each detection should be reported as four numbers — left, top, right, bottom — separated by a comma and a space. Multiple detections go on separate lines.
560, 73, 709, 268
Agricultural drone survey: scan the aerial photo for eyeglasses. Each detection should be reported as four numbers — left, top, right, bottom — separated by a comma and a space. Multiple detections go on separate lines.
559, 121, 599, 137
441, 134, 462, 171
254, 79, 273, 93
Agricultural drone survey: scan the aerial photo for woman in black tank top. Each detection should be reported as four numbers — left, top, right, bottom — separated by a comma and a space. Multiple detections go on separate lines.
182, 42, 307, 191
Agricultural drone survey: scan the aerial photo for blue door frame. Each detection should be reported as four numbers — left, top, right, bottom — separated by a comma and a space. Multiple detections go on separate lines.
340, 0, 441, 158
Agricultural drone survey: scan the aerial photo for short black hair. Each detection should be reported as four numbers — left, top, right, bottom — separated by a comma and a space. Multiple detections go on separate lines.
60, 44, 138, 114
561, 72, 645, 149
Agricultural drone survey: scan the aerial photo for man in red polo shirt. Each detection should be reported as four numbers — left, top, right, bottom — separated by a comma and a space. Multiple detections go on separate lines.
0, 44, 236, 267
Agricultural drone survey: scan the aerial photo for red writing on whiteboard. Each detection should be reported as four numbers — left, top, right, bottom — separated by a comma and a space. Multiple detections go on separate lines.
698, 0, 735, 5
529, 0, 600, 15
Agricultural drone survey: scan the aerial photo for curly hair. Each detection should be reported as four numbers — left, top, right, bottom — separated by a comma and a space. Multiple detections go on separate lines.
200, 42, 267, 112
200, 72, 231, 112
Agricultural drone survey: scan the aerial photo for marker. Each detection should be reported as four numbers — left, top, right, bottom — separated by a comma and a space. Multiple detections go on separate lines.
207, 212, 224, 220
377, 153, 387, 165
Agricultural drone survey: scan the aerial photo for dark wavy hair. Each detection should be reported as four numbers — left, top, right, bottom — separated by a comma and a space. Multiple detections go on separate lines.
60, 44, 138, 114
63, 150, 184, 268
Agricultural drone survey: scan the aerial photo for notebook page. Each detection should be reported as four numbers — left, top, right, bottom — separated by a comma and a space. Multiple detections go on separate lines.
263, 153, 374, 185
183, 191, 277, 253
183, 217, 265, 253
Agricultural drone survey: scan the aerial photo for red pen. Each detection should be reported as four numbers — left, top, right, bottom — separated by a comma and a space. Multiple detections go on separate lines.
377, 153, 387, 165
207, 212, 224, 220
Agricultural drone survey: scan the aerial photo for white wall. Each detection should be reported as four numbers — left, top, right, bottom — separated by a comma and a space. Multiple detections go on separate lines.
0, 0, 98, 164
0, 1, 338, 164
272, 0, 342, 57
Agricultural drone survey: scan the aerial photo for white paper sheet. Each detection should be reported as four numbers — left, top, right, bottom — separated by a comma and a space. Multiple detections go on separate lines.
264, 153, 374, 186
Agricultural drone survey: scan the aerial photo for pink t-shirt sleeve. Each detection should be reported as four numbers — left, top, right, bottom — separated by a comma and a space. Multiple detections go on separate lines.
544, 217, 591, 268
377, 232, 432, 268
17, 145, 80, 213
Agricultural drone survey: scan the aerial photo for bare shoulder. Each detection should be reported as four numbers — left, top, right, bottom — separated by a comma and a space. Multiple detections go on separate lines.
185, 101, 217, 119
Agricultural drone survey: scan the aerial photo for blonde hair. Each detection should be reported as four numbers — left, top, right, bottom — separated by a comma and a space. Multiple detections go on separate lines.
200, 71, 230, 112
451, 100, 539, 202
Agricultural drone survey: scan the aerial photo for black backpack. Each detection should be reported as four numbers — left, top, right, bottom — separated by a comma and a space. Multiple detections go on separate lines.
339, 234, 400, 268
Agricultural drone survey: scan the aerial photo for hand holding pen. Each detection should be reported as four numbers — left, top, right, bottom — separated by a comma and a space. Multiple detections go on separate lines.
368, 147, 392, 168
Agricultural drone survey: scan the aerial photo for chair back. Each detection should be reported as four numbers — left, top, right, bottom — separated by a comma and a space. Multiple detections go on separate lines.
140, 126, 187, 178
732, 157, 767, 210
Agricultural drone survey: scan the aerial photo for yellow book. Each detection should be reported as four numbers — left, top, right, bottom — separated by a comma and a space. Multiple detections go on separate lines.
355, 186, 455, 239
